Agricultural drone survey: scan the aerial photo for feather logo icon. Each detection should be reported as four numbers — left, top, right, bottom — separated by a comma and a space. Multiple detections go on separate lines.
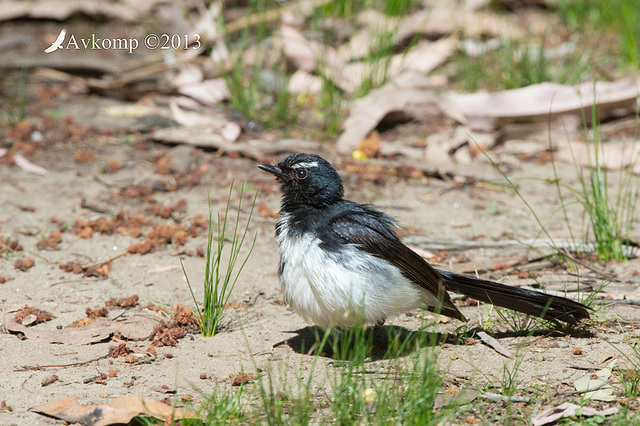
45, 29, 66, 53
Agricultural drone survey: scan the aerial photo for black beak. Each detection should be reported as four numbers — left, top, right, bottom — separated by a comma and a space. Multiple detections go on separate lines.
258, 163, 287, 179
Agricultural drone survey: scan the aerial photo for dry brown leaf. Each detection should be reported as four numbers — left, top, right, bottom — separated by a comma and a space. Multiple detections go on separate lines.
442, 78, 639, 131
532, 402, 618, 426
337, 73, 440, 153
0, 0, 168, 22
386, 37, 457, 78
14, 154, 49, 176
476, 331, 513, 359
433, 388, 480, 409
169, 98, 227, 127
152, 129, 321, 159
177, 79, 228, 106
221, 122, 242, 142
555, 139, 640, 173
30, 396, 199, 426
3, 309, 161, 344
171, 65, 204, 88
192, 1, 220, 42
152, 125, 227, 148
280, 24, 318, 72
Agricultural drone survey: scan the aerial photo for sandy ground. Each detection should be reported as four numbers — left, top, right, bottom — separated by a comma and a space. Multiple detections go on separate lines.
2, 99, 640, 424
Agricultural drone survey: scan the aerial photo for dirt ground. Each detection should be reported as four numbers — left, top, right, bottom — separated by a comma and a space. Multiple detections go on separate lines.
2, 95, 640, 424
1, 17, 640, 424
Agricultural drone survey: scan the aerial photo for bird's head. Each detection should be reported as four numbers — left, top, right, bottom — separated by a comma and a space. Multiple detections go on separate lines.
258, 153, 344, 208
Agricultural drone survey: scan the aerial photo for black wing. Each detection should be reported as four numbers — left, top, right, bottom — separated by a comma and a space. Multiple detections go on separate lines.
327, 203, 590, 326
328, 203, 464, 321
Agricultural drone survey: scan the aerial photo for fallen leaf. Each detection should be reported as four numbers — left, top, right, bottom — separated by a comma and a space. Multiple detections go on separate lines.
441, 78, 638, 131
575, 359, 617, 401
386, 37, 457, 78
280, 23, 317, 72
13, 154, 48, 175
152, 124, 227, 149
30, 396, 199, 426
336, 72, 440, 153
532, 402, 619, 426
328, 38, 456, 94
433, 388, 480, 409
169, 98, 227, 127
221, 122, 241, 142
171, 64, 204, 88
3, 309, 161, 344
555, 139, 640, 173
177, 79, 228, 106
476, 331, 513, 359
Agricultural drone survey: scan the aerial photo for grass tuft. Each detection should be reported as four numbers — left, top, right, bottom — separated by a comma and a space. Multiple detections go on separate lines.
183, 182, 257, 337
551, 101, 639, 262
557, 0, 640, 70
453, 38, 590, 93
222, 2, 299, 131
1, 68, 29, 127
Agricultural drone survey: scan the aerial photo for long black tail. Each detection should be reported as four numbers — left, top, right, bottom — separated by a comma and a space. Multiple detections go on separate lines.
437, 270, 590, 325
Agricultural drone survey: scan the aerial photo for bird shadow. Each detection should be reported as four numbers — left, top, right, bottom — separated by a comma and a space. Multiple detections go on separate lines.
276, 323, 594, 361
277, 325, 466, 361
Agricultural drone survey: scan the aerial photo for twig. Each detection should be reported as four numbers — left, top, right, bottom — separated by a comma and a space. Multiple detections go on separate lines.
482, 392, 530, 403
557, 248, 615, 280
50, 279, 88, 287
82, 250, 128, 270
81, 197, 114, 215
14, 354, 109, 372
604, 299, 640, 306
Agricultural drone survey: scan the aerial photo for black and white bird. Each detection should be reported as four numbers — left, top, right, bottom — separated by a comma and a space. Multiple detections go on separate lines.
259, 153, 590, 330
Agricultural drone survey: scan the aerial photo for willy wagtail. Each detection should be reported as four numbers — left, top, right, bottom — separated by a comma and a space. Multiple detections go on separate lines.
259, 153, 590, 330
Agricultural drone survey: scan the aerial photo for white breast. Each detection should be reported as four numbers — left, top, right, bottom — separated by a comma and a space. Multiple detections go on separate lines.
276, 215, 439, 329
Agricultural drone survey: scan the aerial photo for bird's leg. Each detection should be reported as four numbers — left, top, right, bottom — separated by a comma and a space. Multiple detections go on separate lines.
373, 319, 386, 339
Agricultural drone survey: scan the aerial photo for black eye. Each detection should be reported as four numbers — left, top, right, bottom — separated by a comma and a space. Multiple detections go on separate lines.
295, 169, 307, 179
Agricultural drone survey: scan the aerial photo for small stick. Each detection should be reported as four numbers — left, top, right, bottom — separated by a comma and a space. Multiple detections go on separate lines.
604, 299, 640, 306
82, 250, 128, 270
14, 354, 109, 372
558, 248, 614, 280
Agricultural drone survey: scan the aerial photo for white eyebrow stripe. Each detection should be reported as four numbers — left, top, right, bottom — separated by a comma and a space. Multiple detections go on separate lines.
291, 161, 319, 169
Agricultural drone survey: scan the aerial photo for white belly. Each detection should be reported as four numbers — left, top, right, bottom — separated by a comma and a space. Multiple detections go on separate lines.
276, 224, 438, 329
